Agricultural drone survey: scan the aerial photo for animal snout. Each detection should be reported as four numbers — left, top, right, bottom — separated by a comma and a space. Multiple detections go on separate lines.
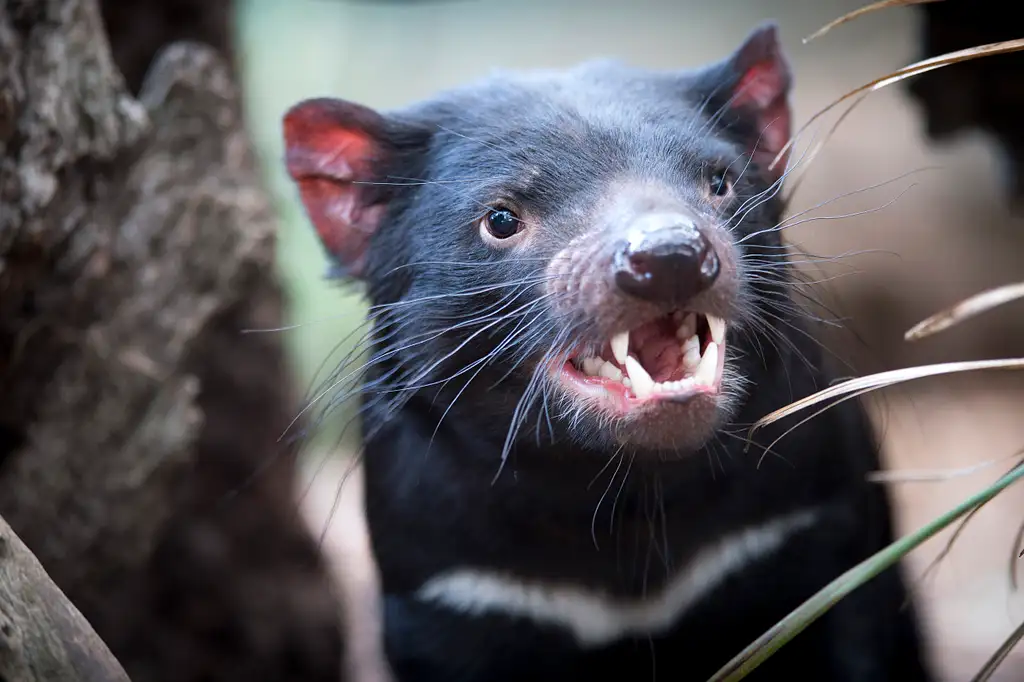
612, 212, 720, 304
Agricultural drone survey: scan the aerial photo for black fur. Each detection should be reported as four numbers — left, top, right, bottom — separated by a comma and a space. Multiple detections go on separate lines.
288, 24, 932, 682
907, 0, 1024, 206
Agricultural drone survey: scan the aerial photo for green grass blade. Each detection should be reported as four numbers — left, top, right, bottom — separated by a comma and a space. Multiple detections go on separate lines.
707, 462, 1024, 682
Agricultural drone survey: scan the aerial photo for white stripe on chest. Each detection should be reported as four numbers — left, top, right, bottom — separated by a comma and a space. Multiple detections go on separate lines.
414, 509, 818, 648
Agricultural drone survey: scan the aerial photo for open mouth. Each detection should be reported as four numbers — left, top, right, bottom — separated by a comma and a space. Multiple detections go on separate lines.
558, 311, 726, 411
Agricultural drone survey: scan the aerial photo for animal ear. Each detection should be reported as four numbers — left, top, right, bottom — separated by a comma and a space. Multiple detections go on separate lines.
691, 22, 793, 182
282, 97, 396, 279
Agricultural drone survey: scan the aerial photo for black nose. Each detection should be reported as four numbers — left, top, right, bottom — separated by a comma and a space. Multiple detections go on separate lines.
612, 216, 720, 304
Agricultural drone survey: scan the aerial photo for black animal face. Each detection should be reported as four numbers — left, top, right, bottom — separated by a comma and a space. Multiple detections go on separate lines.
283, 22, 799, 458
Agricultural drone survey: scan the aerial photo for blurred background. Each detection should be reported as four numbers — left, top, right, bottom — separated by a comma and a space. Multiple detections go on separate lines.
233, 1, 1024, 680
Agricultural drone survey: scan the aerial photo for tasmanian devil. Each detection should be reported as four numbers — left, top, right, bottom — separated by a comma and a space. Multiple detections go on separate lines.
282, 22, 933, 682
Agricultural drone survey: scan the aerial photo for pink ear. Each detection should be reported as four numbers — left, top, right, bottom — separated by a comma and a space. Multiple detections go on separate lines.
728, 23, 793, 180
282, 98, 388, 278
692, 22, 793, 182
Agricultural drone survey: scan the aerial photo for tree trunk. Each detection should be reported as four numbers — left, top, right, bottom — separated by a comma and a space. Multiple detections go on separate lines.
0, 0, 344, 680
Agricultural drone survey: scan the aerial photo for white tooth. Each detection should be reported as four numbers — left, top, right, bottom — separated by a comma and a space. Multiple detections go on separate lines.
695, 342, 719, 386
676, 313, 697, 340
708, 315, 726, 344
682, 335, 701, 370
610, 331, 629, 366
625, 356, 654, 399
582, 357, 602, 376
598, 361, 624, 382
622, 377, 632, 388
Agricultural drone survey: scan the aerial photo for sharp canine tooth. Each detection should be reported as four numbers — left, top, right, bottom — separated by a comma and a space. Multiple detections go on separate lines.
598, 361, 624, 382
610, 331, 629, 366
695, 342, 719, 386
708, 315, 726, 344
625, 356, 654, 399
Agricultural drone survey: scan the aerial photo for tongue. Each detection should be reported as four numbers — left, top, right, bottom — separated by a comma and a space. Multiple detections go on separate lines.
630, 317, 684, 383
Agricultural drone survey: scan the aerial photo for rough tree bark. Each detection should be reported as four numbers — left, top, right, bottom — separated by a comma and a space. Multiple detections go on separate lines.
0, 516, 129, 682
0, 0, 344, 680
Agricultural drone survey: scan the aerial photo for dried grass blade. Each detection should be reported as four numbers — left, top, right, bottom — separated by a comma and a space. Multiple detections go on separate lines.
750, 358, 1024, 436
913, 457, 1024, 590
1010, 517, 1024, 589
905, 282, 1024, 341
771, 38, 1024, 173
867, 450, 1024, 483
970, 618, 1024, 682
803, 0, 945, 44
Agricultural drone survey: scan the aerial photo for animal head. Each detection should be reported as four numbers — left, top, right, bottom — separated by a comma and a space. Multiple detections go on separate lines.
283, 23, 798, 458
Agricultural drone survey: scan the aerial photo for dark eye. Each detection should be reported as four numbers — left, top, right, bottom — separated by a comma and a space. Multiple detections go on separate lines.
708, 169, 734, 198
482, 206, 522, 239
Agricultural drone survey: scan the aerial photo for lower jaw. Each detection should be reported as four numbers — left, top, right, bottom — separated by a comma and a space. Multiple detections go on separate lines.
608, 398, 722, 452
549, 354, 727, 452
556, 351, 725, 415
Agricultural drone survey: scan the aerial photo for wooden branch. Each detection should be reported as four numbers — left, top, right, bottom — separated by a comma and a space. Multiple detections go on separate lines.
0, 514, 130, 682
